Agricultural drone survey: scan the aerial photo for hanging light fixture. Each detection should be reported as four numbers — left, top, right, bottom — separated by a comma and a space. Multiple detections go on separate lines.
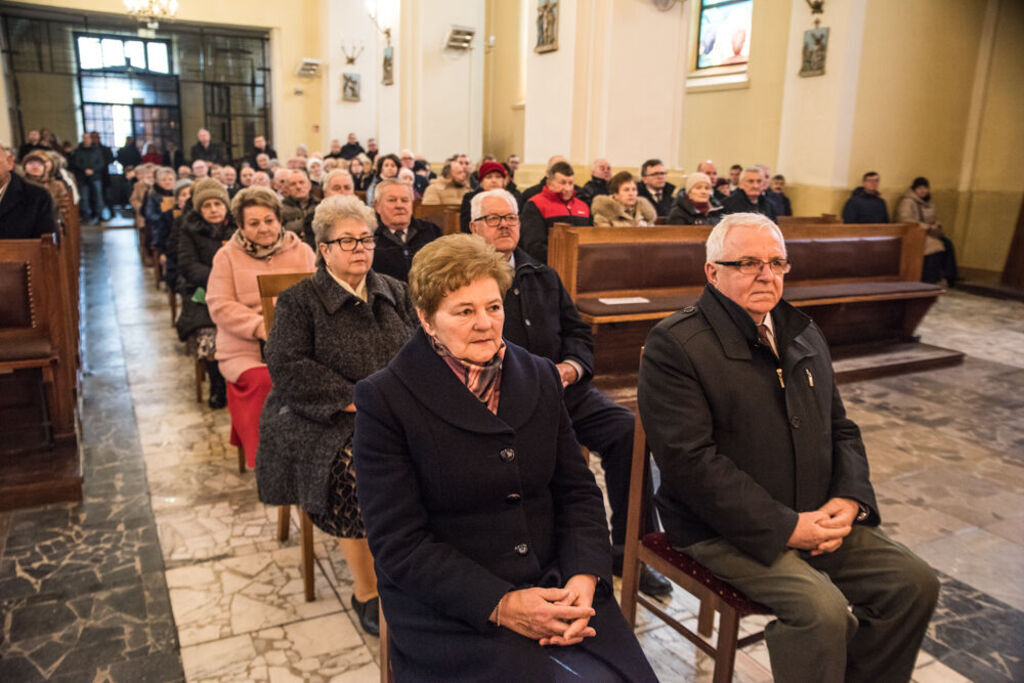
123, 0, 179, 30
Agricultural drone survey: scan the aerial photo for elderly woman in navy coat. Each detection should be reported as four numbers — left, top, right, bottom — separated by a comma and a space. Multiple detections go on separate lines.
354, 234, 656, 682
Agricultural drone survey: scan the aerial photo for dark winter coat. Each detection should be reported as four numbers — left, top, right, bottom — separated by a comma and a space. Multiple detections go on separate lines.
353, 330, 657, 681
69, 144, 105, 183
636, 180, 676, 217
579, 176, 609, 205
371, 217, 442, 282
520, 186, 591, 263
765, 189, 792, 217
175, 210, 234, 340
116, 144, 142, 169
257, 267, 416, 514
144, 187, 176, 253
339, 142, 365, 160
667, 193, 725, 226
841, 187, 889, 224
189, 141, 228, 166
721, 189, 778, 221
0, 173, 57, 239
638, 285, 879, 566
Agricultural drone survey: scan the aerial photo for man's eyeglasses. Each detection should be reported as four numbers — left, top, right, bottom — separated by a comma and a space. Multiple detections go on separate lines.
714, 258, 791, 275
645, 171, 667, 178
474, 214, 520, 228
322, 236, 377, 251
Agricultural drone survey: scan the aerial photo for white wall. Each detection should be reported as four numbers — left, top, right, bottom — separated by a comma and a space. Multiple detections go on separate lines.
775, 0, 868, 187
523, 0, 578, 164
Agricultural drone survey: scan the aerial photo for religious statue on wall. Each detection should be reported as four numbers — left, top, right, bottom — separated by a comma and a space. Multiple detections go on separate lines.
343, 73, 361, 102
799, 26, 829, 76
382, 45, 394, 85
799, 0, 828, 77
535, 0, 558, 53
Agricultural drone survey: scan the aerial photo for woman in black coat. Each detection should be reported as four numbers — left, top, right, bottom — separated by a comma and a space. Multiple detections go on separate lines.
353, 234, 656, 682
667, 171, 724, 226
257, 195, 417, 636
176, 179, 234, 407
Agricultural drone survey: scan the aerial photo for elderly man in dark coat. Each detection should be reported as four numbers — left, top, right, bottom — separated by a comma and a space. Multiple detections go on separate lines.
0, 143, 56, 239
257, 195, 417, 636
371, 178, 441, 282
469, 188, 672, 598
842, 171, 890, 224
721, 166, 777, 220
638, 212, 938, 683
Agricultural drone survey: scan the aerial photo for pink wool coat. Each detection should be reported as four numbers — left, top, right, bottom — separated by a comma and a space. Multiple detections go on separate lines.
207, 231, 316, 383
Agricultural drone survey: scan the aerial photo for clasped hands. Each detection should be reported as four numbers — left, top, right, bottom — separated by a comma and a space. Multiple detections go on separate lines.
490, 574, 597, 647
787, 497, 860, 556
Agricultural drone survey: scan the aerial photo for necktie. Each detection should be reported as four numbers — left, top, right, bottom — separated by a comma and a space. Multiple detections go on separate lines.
757, 323, 777, 358
395, 229, 406, 243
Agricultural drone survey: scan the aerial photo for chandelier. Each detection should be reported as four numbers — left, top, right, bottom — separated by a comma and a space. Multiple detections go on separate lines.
124, 0, 179, 29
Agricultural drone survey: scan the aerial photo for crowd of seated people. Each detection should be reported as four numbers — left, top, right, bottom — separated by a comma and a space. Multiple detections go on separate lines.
1, 126, 950, 680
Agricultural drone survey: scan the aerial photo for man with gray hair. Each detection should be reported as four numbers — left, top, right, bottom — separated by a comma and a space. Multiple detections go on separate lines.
372, 178, 441, 281
321, 169, 355, 198
721, 166, 776, 220
638, 213, 938, 682
469, 188, 673, 598
0, 141, 56, 239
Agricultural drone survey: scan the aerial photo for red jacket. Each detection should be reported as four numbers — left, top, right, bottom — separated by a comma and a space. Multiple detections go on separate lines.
520, 186, 591, 263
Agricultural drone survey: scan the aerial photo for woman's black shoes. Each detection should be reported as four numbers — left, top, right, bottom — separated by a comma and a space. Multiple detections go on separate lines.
208, 392, 227, 409
351, 594, 381, 636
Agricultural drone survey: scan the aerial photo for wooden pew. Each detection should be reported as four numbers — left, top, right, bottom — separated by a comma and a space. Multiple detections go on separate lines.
777, 213, 841, 227
548, 223, 961, 379
0, 233, 83, 510
413, 201, 461, 235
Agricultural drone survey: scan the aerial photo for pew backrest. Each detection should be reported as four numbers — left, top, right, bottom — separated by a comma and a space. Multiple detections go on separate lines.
257, 272, 315, 332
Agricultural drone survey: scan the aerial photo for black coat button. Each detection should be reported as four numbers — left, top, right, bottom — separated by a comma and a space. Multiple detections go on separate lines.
506, 493, 521, 504
514, 543, 529, 555
683, 306, 696, 313
499, 448, 515, 462
790, 416, 801, 429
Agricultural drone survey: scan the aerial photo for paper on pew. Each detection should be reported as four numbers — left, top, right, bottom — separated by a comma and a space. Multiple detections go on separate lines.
597, 296, 651, 305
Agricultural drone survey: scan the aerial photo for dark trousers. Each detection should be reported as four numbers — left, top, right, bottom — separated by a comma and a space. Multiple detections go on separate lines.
566, 385, 657, 547
922, 236, 959, 284
683, 526, 939, 683
79, 176, 105, 221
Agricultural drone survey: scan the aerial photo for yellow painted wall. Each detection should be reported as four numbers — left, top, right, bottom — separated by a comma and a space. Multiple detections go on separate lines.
678, 0, 792, 171
483, 0, 526, 161
8, 0, 323, 157
959, 0, 1024, 272
849, 0, 985, 230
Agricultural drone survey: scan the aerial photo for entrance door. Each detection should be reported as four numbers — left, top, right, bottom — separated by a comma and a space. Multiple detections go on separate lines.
132, 105, 181, 162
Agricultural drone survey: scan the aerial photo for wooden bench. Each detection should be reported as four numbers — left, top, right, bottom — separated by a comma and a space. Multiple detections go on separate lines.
777, 212, 840, 226
0, 233, 83, 510
548, 223, 960, 378
413, 201, 461, 235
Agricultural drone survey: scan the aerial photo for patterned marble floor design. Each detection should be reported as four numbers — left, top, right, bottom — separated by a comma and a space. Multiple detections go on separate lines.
1, 226, 1022, 682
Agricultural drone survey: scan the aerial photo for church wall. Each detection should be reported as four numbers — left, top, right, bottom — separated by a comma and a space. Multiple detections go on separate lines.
958, 0, 1024, 273
523, 0, 578, 166
483, 0, 527, 163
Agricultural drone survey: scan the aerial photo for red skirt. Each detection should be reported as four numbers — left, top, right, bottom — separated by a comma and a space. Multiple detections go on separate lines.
227, 366, 272, 468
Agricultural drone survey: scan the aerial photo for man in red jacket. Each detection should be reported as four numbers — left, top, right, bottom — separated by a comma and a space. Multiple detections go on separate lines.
520, 160, 591, 263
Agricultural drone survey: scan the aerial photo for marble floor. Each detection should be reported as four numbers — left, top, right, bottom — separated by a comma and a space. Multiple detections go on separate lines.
1, 224, 1023, 682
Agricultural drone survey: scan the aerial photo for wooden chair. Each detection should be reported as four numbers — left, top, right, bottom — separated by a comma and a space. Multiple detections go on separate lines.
379, 601, 393, 682
168, 289, 178, 325
620, 409, 772, 683
256, 271, 317, 602
194, 357, 206, 404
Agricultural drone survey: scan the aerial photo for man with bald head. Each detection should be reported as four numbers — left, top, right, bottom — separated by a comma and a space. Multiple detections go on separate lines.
639, 213, 938, 682
697, 159, 728, 203
272, 168, 291, 199
580, 158, 612, 205
190, 127, 227, 165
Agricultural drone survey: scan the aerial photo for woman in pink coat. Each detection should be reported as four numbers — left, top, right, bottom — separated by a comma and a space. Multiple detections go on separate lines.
207, 187, 316, 467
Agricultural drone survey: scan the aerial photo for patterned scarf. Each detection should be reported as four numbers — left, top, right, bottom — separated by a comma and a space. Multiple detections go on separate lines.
430, 335, 505, 414
232, 227, 285, 260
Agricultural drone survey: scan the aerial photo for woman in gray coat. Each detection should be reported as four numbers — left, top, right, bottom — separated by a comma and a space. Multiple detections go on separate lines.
257, 195, 417, 636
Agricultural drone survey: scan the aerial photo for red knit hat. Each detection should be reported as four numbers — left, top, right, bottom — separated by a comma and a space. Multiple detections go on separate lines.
476, 161, 507, 180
